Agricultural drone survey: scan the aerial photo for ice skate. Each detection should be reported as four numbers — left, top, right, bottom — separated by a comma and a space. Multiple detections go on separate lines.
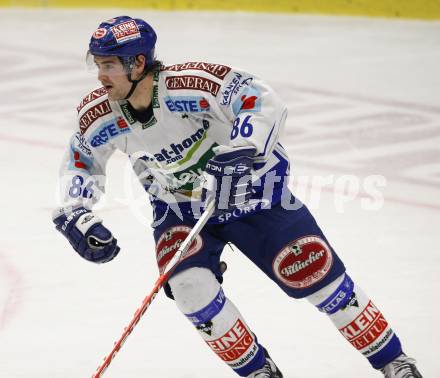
247, 349, 283, 378
381, 353, 422, 378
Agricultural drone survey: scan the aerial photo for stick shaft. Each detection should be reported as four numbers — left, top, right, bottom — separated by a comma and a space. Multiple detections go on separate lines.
92, 201, 215, 378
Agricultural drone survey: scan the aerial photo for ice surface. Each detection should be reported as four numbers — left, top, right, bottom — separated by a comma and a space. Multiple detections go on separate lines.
0, 9, 439, 378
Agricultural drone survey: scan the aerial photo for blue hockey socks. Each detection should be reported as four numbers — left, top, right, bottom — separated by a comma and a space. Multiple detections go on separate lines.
308, 274, 403, 369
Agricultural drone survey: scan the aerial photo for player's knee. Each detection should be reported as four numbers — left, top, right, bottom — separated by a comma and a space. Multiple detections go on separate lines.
168, 267, 222, 315
306, 273, 355, 314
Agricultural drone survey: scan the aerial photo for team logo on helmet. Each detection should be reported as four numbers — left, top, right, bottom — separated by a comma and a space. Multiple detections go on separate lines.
111, 20, 141, 44
93, 28, 107, 39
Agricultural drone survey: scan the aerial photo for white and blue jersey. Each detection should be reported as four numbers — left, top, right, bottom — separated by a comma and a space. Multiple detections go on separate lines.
56, 61, 404, 375
58, 62, 289, 223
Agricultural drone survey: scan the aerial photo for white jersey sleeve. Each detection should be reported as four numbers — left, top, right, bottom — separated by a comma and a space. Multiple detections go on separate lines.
55, 88, 116, 212
215, 68, 287, 162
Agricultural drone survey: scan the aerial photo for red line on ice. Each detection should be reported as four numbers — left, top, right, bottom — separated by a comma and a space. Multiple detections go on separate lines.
0, 251, 24, 330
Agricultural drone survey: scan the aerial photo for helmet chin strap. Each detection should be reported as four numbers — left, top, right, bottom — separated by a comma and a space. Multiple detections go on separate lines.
124, 70, 148, 100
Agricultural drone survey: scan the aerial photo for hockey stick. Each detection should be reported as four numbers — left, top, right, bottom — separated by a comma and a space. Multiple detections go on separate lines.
92, 200, 215, 378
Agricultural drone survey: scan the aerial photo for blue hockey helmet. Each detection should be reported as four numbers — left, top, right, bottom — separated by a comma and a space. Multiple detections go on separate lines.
88, 16, 158, 99
88, 16, 157, 68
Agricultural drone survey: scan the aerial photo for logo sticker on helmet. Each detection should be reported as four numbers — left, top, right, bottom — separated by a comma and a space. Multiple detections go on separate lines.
111, 20, 141, 44
93, 28, 107, 39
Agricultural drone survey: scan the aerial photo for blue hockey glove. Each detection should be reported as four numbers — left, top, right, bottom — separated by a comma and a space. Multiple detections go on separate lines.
53, 207, 120, 263
201, 146, 256, 214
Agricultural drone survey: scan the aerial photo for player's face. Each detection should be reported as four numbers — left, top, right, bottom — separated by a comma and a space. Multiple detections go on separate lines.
94, 56, 130, 100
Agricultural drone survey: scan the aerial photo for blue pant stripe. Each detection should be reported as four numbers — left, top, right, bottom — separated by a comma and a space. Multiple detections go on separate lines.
185, 288, 226, 326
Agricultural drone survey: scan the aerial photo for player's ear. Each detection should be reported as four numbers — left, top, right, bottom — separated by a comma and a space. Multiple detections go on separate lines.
135, 55, 146, 72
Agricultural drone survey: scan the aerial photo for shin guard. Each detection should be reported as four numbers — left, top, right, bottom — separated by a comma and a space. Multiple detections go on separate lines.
169, 267, 266, 376
307, 274, 403, 369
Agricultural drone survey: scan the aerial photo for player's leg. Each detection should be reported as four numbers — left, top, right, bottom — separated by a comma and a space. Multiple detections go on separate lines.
306, 275, 422, 377
222, 196, 421, 376
168, 267, 282, 377
153, 210, 282, 377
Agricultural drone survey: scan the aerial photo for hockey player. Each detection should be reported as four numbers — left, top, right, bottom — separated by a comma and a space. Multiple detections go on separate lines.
53, 16, 422, 377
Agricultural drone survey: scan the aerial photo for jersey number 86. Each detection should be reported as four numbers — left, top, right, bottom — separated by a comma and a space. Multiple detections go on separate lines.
69, 175, 94, 199
231, 115, 253, 140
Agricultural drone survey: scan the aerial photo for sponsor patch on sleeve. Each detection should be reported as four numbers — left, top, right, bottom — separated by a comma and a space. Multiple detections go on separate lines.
79, 100, 112, 134
68, 133, 94, 171
77, 87, 108, 113
231, 86, 261, 116
220, 72, 254, 106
